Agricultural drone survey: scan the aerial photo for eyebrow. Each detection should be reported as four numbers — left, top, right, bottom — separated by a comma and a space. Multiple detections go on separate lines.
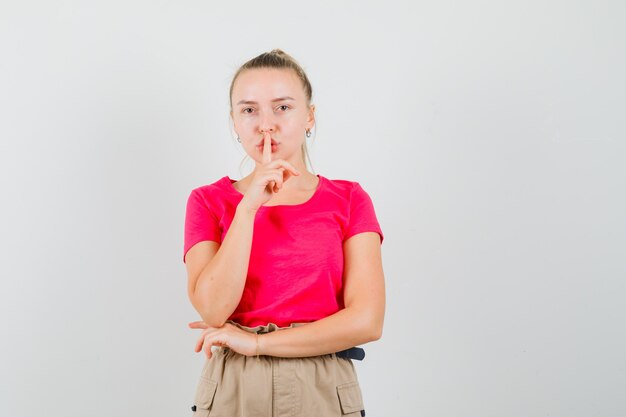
236, 96, 295, 106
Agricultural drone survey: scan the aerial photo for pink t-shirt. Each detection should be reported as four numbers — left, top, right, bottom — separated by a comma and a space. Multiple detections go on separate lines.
183, 174, 384, 327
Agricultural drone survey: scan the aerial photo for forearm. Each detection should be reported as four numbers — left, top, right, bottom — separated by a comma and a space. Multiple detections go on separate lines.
192, 204, 256, 327
258, 307, 383, 358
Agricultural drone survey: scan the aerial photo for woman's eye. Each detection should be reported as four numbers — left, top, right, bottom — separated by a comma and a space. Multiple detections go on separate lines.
242, 108, 254, 114
277, 105, 290, 111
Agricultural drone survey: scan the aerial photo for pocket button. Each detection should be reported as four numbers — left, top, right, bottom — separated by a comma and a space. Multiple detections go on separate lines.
194, 376, 218, 410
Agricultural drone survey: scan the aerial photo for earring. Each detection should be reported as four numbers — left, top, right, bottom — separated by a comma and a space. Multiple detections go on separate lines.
305, 129, 312, 138
236, 136, 241, 143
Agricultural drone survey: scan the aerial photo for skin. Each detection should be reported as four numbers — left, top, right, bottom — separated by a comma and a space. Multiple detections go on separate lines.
230, 67, 318, 206
186, 67, 385, 359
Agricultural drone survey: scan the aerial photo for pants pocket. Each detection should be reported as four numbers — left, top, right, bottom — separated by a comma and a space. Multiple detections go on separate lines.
336, 381, 365, 416
192, 376, 218, 416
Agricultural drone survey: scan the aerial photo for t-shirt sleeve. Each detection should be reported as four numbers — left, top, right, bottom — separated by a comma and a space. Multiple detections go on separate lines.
183, 189, 222, 263
344, 182, 384, 244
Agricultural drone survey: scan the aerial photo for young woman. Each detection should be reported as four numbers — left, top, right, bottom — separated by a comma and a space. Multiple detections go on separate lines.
183, 49, 385, 417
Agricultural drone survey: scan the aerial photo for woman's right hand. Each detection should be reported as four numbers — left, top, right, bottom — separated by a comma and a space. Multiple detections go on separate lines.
239, 132, 300, 213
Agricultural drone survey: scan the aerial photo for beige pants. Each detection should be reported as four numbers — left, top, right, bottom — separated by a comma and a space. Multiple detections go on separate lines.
191, 320, 366, 417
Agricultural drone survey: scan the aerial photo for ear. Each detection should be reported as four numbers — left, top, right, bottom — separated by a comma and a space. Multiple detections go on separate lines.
306, 104, 316, 129
229, 111, 238, 137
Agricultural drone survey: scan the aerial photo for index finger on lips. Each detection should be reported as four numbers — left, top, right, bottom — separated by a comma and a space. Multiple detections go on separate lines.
262, 132, 272, 164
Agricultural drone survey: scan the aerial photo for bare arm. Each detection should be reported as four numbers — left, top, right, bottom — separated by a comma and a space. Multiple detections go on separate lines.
185, 204, 256, 328
257, 231, 385, 357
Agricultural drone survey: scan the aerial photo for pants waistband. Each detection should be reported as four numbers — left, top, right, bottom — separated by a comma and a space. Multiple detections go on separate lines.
225, 320, 365, 361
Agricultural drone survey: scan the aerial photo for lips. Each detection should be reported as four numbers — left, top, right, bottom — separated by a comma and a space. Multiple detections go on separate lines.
257, 143, 278, 153
256, 138, 279, 153
256, 137, 278, 147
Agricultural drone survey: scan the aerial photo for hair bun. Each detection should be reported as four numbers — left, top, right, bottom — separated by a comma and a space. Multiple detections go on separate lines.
230, 48, 313, 108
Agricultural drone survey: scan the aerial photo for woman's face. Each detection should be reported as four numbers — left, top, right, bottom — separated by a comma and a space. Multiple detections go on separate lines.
230, 68, 315, 167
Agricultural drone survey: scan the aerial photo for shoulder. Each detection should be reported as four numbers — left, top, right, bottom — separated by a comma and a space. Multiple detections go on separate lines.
320, 176, 371, 200
188, 176, 233, 200
321, 175, 383, 242
185, 176, 239, 218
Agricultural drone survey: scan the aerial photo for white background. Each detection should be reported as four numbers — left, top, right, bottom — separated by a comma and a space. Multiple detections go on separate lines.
1, 1, 625, 416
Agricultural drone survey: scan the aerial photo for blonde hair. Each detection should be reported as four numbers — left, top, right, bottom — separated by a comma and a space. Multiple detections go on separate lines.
230, 49, 315, 173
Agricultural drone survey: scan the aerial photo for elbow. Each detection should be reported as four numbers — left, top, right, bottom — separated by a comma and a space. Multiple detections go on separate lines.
190, 296, 232, 328
368, 322, 383, 342
203, 317, 228, 328
354, 310, 384, 343
367, 310, 385, 342
198, 307, 229, 328
198, 306, 231, 328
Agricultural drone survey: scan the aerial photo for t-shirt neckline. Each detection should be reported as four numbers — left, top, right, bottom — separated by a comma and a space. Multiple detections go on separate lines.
224, 174, 324, 209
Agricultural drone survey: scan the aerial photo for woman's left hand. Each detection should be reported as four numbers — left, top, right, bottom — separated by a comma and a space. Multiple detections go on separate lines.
188, 321, 257, 359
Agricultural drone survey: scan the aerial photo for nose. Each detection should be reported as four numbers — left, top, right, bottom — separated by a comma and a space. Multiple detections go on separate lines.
258, 113, 276, 134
